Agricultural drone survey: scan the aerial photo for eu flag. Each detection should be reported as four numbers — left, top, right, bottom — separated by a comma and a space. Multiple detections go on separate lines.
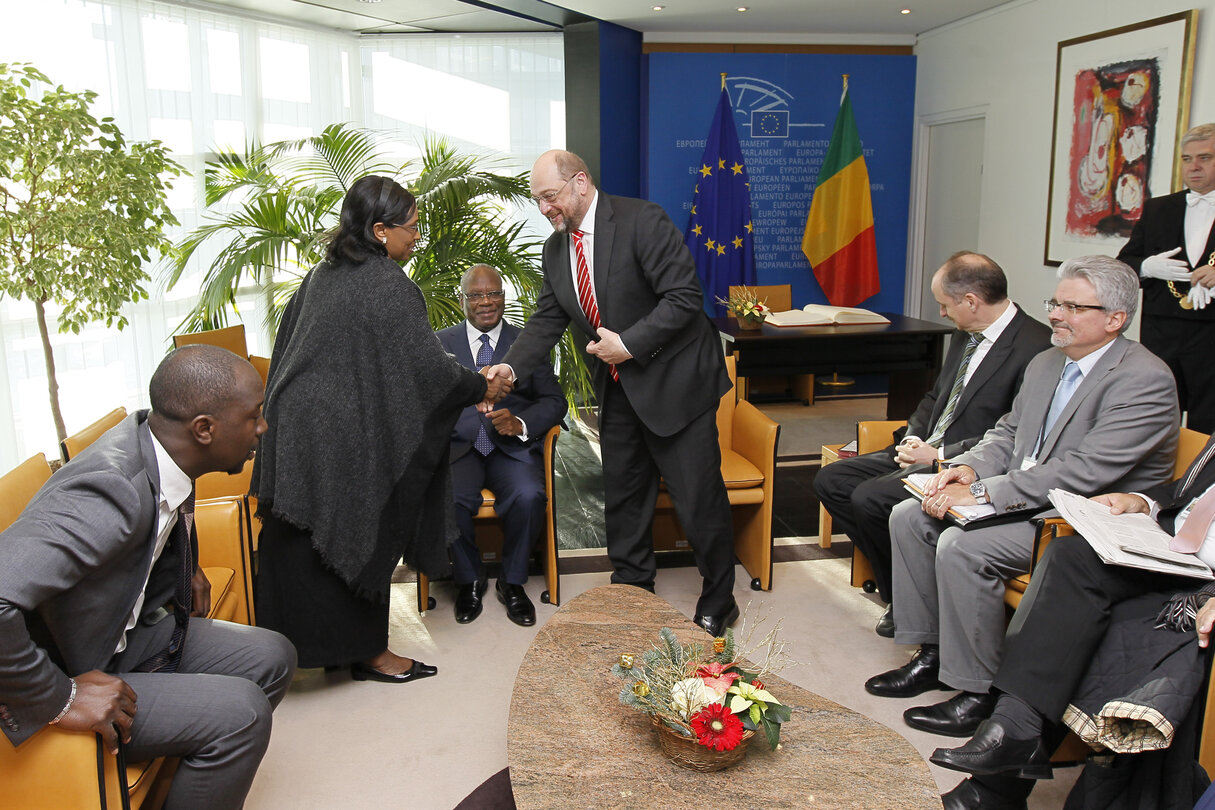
684, 88, 756, 314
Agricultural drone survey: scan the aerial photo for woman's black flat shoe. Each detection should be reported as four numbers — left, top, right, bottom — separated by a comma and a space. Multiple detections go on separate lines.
351, 659, 438, 683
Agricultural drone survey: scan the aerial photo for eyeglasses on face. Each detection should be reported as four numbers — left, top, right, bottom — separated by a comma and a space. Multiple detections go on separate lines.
463, 290, 506, 302
394, 223, 422, 236
530, 174, 577, 206
1043, 299, 1107, 315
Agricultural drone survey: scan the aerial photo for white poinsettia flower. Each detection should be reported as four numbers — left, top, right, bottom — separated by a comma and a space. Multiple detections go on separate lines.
670, 678, 721, 720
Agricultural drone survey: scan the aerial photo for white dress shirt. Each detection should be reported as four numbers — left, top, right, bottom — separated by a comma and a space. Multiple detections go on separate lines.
116, 431, 192, 654
1185, 190, 1215, 269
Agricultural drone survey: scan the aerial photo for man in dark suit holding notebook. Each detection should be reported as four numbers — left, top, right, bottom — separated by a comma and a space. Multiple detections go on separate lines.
930, 436, 1215, 805
815, 251, 1051, 632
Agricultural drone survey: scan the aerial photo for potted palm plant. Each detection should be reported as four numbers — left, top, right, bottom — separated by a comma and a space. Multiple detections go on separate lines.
165, 123, 591, 407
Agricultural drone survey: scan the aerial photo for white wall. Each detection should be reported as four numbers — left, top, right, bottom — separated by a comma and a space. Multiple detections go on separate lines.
913, 0, 1215, 329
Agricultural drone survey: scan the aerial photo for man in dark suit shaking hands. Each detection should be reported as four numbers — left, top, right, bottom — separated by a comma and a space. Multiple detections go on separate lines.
437, 264, 567, 626
1118, 123, 1215, 433
484, 150, 739, 635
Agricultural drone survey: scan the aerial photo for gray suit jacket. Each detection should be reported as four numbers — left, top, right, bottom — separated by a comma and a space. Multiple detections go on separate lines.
0, 411, 176, 746
503, 192, 730, 437
955, 336, 1179, 514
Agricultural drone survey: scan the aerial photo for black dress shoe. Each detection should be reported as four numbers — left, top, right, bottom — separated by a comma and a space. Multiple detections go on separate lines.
931, 718, 1053, 780
351, 659, 438, 684
454, 575, 489, 624
904, 691, 996, 737
692, 599, 740, 637
875, 605, 895, 638
864, 645, 946, 697
496, 580, 536, 626
940, 777, 1029, 810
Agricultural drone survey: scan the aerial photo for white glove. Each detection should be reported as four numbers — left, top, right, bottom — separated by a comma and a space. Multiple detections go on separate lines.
1140, 247, 1192, 281
1188, 284, 1213, 310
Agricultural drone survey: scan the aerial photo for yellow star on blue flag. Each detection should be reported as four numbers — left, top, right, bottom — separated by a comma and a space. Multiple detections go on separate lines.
683, 87, 756, 314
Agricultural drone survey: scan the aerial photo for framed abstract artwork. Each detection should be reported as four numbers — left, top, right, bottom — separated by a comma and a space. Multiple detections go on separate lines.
1044, 11, 1197, 266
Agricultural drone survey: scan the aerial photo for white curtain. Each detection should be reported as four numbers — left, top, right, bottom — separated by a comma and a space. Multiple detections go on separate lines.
0, 0, 564, 468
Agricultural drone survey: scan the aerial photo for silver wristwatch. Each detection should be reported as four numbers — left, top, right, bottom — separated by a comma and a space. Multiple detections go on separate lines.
969, 480, 990, 504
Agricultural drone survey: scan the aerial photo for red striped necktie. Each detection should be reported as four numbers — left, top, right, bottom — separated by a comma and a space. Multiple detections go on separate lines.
571, 229, 618, 381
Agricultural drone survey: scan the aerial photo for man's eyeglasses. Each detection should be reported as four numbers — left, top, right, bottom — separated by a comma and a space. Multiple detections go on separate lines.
1043, 299, 1107, 315
530, 174, 577, 206
463, 291, 506, 302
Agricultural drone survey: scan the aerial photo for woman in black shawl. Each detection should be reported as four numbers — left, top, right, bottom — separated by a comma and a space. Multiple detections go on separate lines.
252, 175, 507, 682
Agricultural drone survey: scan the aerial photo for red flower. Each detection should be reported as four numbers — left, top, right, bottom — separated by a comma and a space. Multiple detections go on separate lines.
751, 678, 765, 690
690, 703, 745, 751
695, 661, 741, 693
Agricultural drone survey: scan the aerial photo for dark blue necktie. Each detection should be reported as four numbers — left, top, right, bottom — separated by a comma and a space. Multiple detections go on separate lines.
133, 489, 194, 673
474, 334, 495, 456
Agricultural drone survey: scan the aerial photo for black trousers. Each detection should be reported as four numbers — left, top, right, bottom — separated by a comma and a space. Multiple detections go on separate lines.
598, 380, 736, 616
813, 449, 931, 603
1141, 316, 1215, 433
994, 535, 1192, 719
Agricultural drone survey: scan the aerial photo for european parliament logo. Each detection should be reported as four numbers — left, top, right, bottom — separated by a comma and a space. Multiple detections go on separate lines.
751, 110, 789, 138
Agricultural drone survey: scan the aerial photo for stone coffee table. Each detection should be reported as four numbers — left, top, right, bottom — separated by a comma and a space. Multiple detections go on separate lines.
507, 584, 940, 809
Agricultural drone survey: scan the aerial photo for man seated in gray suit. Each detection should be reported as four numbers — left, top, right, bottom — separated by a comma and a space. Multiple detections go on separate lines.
437, 264, 567, 627
0, 345, 297, 810
815, 251, 1051, 636
865, 255, 1179, 740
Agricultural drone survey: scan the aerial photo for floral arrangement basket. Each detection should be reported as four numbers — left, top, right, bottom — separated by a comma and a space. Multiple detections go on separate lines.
611, 618, 792, 772
716, 286, 770, 329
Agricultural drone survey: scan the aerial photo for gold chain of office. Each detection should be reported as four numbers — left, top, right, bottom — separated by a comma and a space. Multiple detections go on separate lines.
1166, 250, 1215, 310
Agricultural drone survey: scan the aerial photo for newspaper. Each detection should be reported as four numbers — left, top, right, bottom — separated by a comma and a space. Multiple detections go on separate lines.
1046, 488, 1213, 580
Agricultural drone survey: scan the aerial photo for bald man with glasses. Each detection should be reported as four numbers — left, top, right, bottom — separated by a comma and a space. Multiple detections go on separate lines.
484, 150, 740, 636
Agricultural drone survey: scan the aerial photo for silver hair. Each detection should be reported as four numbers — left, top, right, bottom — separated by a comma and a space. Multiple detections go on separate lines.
1182, 123, 1215, 147
1057, 255, 1138, 333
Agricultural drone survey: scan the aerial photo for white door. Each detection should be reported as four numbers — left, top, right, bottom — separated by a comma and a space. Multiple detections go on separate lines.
919, 117, 985, 324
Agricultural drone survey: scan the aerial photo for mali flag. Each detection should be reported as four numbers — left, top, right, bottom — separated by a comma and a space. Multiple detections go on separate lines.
801, 83, 880, 307
684, 88, 756, 314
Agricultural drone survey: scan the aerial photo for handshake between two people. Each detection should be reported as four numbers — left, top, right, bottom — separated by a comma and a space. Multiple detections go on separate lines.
477, 364, 514, 413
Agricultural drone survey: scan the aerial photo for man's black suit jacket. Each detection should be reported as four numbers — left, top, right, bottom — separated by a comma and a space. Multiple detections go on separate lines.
1143, 437, 1215, 534
1117, 190, 1215, 322
896, 305, 1052, 457
437, 322, 567, 463
503, 192, 730, 438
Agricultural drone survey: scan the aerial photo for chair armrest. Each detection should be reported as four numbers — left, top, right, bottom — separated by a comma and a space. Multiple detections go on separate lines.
857, 420, 908, 455
1028, 517, 1075, 576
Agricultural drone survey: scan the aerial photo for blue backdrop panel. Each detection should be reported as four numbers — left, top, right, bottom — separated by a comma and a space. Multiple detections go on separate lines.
644, 53, 917, 315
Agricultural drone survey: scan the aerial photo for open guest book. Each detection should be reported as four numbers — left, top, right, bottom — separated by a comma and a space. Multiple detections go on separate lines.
766, 304, 891, 327
1047, 489, 1214, 579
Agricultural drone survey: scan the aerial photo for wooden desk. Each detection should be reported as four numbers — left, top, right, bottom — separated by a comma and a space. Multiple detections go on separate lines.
715, 314, 953, 420
507, 585, 940, 809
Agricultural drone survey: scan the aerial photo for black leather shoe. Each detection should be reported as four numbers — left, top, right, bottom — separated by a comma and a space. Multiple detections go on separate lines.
351, 659, 438, 684
496, 580, 536, 627
692, 598, 740, 637
875, 605, 895, 638
864, 645, 946, 697
454, 574, 488, 624
940, 777, 1029, 810
931, 718, 1053, 780
904, 691, 996, 737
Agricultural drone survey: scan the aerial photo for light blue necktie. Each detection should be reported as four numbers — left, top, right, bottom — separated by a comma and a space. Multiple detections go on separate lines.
474, 334, 495, 456
1036, 361, 1082, 456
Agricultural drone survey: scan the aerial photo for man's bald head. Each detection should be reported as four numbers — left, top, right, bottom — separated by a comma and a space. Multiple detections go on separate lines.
150, 344, 249, 423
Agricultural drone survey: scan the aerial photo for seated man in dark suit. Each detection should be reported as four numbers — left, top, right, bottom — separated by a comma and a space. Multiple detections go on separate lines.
929, 435, 1215, 809
0, 345, 297, 810
437, 264, 567, 626
814, 251, 1051, 635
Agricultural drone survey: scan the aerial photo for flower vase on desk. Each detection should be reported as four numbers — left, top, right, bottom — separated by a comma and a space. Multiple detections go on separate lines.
734, 313, 765, 331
